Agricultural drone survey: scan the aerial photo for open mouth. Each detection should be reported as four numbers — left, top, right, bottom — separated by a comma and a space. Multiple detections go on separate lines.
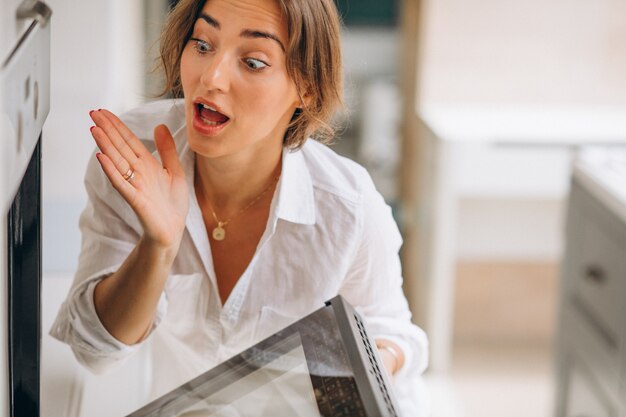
196, 103, 230, 126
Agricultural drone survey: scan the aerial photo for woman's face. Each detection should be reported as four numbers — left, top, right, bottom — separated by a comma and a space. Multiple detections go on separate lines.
180, 0, 300, 160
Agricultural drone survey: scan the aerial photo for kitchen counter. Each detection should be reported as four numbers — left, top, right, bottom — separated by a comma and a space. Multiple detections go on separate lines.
573, 148, 626, 224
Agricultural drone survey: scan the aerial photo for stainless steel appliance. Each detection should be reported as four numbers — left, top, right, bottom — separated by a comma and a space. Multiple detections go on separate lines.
127, 296, 402, 417
1, 1, 52, 416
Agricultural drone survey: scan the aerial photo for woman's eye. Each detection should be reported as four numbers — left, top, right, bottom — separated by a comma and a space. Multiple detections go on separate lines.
190, 38, 211, 54
244, 58, 268, 71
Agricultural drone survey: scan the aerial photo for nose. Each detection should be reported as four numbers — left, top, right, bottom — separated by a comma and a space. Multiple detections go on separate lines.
200, 52, 230, 93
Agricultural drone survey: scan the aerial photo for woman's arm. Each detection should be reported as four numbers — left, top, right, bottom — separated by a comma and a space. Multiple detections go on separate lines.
92, 235, 178, 344
88, 109, 189, 345
339, 171, 429, 379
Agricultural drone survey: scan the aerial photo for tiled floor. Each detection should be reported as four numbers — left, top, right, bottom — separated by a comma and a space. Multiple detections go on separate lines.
425, 344, 555, 417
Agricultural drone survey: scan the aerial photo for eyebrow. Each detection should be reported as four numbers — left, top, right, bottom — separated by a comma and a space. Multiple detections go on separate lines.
240, 29, 285, 52
198, 13, 286, 52
198, 13, 220, 29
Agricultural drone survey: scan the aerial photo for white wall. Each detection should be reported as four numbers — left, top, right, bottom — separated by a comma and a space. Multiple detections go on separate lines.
40, 2, 147, 414
419, 0, 626, 261
42, 0, 145, 273
421, 0, 626, 106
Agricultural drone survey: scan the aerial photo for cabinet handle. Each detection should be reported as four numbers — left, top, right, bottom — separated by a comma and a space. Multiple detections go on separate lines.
16, 0, 52, 27
584, 265, 606, 285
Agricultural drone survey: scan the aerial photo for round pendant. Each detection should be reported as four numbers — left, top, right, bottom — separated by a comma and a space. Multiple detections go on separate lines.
212, 226, 226, 241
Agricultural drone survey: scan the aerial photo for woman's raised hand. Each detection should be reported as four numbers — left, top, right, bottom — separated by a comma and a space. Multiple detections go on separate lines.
90, 109, 189, 251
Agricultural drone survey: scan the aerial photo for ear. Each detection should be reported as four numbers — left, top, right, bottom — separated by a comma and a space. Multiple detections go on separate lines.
300, 91, 313, 108
294, 88, 314, 112
294, 81, 314, 109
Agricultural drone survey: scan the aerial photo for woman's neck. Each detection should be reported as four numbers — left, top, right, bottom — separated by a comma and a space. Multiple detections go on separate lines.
194, 146, 283, 213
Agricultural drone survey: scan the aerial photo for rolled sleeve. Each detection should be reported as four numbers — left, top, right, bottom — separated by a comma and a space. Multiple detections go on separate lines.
49, 264, 169, 373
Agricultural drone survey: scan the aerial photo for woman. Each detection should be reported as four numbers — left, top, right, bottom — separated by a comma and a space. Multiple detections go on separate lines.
51, 0, 428, 413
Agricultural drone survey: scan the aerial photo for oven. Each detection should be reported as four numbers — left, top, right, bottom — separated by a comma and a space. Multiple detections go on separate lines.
1, 1, 52, 416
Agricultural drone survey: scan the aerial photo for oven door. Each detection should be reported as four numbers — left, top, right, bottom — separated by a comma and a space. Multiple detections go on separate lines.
1, 1, 52, 416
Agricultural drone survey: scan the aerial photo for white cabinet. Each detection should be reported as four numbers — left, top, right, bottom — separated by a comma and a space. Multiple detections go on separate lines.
556, 150, 626, 417
410, 105, 626, 372
566, 364, 615, 417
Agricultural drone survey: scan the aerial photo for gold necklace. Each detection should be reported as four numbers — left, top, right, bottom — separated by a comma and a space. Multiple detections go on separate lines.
199, 175, 280, 241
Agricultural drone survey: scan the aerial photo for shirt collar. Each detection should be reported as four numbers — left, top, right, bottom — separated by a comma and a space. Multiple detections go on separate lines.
177, 127, 316, 226
274, 147, 316, 225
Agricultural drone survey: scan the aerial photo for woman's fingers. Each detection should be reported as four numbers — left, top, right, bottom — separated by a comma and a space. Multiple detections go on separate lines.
95, 152, 137, 203
90, 110, 140, 164
98, 109, 149, 158
90, 125, 134, 179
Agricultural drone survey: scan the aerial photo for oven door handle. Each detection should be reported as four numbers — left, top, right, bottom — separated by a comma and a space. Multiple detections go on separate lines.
17, 0, 52, 28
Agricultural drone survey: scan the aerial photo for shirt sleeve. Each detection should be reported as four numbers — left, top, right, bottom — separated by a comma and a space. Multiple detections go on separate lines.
338, 171, 429, 413
49, 150, 168, 374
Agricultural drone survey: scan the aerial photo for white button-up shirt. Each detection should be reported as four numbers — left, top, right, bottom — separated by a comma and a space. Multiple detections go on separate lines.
50, 99, 429, 414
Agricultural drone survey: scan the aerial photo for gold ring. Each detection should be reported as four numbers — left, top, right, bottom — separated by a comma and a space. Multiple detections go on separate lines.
123, 168, 135, 181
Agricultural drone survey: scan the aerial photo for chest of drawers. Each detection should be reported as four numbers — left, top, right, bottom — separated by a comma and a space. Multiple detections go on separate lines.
556, 151, 626, 417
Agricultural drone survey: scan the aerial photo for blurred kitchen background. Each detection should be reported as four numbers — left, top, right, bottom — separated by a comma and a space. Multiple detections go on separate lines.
34, 0, 626, 416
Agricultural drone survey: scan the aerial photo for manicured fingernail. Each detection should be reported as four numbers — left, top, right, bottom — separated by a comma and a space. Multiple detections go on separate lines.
98, 108, 103, 112
90, 126, 95, 133
89, 110, 95, 116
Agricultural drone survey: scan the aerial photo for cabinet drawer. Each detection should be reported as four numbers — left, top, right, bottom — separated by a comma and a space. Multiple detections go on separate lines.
572, 215, 626, 343
621, 366, 626, 409
566, 361, 616, 417
565, 304, 621, 402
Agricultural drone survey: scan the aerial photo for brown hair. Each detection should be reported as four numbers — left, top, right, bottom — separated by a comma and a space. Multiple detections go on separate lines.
158, 0, 344, 149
